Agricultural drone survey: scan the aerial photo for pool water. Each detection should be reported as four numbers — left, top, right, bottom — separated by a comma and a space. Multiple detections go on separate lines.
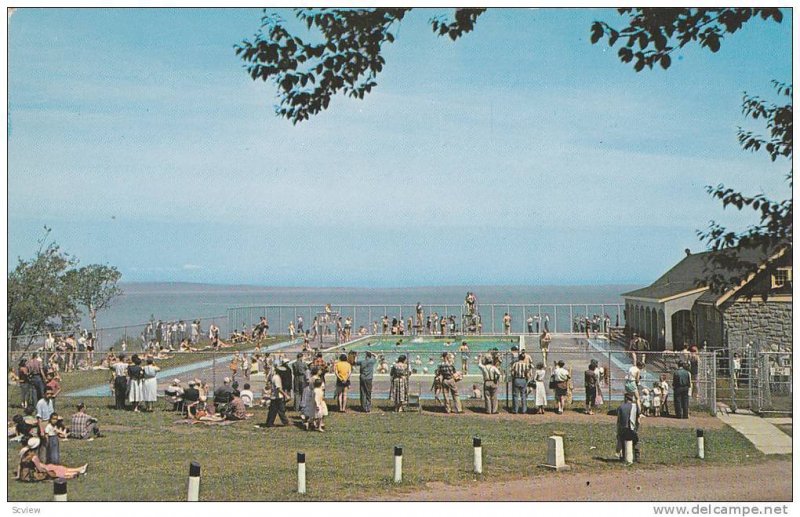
342, 335, 520, 376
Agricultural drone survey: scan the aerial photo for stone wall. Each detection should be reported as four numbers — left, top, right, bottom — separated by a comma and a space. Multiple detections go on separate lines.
723, 300, 792, 352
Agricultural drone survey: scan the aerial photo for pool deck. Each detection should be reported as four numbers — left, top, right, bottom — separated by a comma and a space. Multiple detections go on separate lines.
65, 337, 301, 398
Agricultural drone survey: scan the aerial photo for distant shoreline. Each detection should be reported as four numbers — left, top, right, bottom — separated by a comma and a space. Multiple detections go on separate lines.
119, 281, 643, 291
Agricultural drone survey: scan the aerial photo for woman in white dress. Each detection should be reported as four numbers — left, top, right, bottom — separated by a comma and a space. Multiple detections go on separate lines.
127, 355, 145, 412
533, 362, 548, 414
142, 358, 160, 412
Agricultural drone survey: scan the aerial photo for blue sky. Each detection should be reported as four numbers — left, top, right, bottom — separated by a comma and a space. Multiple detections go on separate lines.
7, 8, 793, 287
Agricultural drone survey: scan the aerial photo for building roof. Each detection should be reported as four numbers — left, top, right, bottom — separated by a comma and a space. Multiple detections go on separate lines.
622, 251, 712, 301
623, 244, 788, 303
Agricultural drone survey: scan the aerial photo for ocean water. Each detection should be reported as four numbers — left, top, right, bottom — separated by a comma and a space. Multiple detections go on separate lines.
87, 282, 639, 331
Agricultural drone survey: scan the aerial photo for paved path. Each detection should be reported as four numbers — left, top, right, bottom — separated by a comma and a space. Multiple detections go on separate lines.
717, 409, 792, 455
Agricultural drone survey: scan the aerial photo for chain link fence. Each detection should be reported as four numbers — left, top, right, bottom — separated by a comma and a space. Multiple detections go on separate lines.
227, 303, 625, 339
714, 338, 792, 415
282, 347, 716, 414
7, 316, 229, 359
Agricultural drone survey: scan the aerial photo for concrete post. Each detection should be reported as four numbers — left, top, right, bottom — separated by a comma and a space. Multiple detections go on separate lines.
53, 478, 67, 502
696, 429, 705, 459
187, 462, 200, 501
473, 437, 483, 475
393, 446, 403, 483
297, 452, 306, 494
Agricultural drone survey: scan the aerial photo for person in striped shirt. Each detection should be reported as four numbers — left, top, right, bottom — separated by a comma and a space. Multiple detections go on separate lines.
510, 354, 533, 414
477, 357, 501, 414
435, 353, 462, 414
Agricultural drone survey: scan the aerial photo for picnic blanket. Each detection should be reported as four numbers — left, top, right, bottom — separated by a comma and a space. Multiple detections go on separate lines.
173, 419, 237, 426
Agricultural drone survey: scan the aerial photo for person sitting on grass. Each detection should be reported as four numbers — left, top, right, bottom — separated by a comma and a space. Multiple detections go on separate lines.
470, 383, 481, 399
239, 383, 254, 407
10, 409, 39, 442
224, 395, 249, 421
182, 380, 202, 417
16, 437, 87, 482
69, 402, 101, 440
213, 377, 235, 415
165, 379, 184, 412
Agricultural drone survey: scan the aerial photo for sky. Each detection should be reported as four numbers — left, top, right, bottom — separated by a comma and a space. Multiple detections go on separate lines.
6, 8, 793, 287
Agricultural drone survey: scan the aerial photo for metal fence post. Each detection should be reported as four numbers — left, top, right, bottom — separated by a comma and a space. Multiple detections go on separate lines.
747, 345, 755, 412
729, 340, 738, 413
212, 351, 217, 392
569, 306, 573, 333
554, 308, 558, 334
491, 306, 495, 334
710, 354, 717, 416
607, 350, 613, 404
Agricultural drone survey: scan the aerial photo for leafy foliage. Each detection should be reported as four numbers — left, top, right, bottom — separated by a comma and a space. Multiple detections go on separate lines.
7, 232, 123, 345
235, 8, 484, 124
64, 264, 123, 336
697, 81, 792, 294
431, 8, 486, 40
591, 8, 783, 72
7, 242, 80, 343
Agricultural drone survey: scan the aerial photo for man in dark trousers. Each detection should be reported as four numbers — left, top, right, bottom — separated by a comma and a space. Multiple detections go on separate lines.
111, 355, 128, 410
275, 358, 293, 409
616, 392, 640, 462
291, 353, 309, 411
355, 351, 377, 412
265, 359, 290, 427
673, 360, 692, 419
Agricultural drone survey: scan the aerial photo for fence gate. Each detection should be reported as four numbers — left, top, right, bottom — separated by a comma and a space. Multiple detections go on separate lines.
757, 351, 792, 415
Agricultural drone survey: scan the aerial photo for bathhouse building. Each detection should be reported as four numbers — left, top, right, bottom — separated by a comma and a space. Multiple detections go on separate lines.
622, 244, 792, 352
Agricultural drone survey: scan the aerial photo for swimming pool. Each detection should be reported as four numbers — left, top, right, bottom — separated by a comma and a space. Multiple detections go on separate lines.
337, 335, 520, 376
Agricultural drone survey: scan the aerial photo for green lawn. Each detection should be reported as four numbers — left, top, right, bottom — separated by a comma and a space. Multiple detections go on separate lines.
7, 396, 763, 501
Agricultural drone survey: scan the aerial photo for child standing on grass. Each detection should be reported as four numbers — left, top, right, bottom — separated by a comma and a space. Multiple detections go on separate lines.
650, 381, 662, 416
44, 414, 67, 464
659, 375, 670, 416
641, 388, 651, 417
313, 378, 327, 432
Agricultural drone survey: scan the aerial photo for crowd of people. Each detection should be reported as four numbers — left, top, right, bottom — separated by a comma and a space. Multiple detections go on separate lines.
10, 357, 103, 481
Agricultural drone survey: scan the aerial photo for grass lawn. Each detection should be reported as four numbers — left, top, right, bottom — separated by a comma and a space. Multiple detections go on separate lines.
7, 396, 763, 502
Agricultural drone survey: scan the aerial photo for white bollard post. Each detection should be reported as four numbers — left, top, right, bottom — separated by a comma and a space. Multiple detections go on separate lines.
393, 446, 403, 483
624, 440, 634, 465
53, 478, 67, 502
696, 429, 705, 459
473, 436, 483, 475
297, 452, 306, 494
187, 461, 201, 501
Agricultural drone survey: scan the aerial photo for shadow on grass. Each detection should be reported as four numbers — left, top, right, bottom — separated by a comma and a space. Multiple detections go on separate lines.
593, 456, 625, 464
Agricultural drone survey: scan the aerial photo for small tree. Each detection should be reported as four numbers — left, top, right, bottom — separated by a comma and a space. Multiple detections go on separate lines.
65, 265, 123, 339
7, 242, 80, 348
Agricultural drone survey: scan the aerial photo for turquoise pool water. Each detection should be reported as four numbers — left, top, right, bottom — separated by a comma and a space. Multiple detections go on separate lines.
341, 336, 520, 375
